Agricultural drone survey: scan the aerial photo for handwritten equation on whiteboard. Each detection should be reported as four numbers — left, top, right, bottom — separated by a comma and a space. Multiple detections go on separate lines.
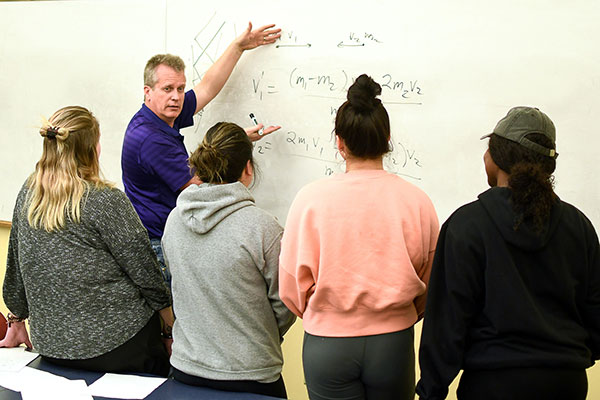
189, 17, 425, 181
248, 68, 424, 103
256, 130, 423, 181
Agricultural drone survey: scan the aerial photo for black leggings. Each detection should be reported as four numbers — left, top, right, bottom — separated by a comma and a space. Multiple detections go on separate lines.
302, 328, 415, 400
171, 367, 287, 398
457, 367, 588, 400
42, 312, 170, 377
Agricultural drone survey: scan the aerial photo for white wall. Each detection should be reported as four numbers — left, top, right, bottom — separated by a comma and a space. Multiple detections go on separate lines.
1, 1, 599, 228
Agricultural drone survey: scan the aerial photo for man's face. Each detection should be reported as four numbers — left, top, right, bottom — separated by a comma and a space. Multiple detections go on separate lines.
144, 64, 186, 127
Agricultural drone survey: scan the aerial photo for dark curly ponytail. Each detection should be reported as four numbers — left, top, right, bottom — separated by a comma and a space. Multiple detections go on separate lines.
488, 133, 556, 232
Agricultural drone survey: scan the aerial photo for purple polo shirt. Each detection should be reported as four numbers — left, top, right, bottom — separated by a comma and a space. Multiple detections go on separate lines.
121, 90, 197, 238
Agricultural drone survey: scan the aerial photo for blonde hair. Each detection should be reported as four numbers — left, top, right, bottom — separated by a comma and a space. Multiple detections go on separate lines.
26, 105, 112, 232
144, 54, 186, 87
189, 122, 253, 184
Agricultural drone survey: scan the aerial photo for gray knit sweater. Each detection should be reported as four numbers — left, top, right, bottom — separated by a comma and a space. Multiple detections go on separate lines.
3, 183, 170, 359
162, 182, 295, 383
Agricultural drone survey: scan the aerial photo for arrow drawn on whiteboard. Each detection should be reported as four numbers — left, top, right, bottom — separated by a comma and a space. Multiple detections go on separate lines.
276, 44, 312, 48
337, 42, 365, 48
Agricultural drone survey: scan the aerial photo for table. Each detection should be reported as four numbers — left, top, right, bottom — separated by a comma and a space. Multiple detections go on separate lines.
0, 357, 283, 399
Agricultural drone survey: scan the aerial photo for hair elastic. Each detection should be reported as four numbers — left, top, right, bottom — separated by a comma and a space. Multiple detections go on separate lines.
46, 126, 60, 139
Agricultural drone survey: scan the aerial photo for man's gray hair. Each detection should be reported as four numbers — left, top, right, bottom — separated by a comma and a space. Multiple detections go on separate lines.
144, 54, 186, 87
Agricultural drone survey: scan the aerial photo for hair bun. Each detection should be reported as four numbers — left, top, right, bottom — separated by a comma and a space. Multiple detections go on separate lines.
196, 141, 228, 182
201, 142, 217, 153
200, 142, 224, 164
347, 74, 382, 113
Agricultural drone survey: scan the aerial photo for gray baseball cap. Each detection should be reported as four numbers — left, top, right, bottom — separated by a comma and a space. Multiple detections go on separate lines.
481, 106, 558, 159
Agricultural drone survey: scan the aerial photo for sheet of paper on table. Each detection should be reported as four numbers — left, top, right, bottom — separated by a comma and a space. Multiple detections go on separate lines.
0, 366, 92, 399
88, 373, 167, 399
0, 347, 39, 372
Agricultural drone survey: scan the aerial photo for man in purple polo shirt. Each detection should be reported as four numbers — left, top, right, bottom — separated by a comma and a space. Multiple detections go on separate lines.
122, 22, 281, 287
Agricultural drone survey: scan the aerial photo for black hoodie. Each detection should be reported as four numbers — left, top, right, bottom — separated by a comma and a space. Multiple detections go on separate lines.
416, 187, 600, 400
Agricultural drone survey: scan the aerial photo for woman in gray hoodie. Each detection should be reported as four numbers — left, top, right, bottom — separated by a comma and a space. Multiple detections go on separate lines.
162, 122, 295, 398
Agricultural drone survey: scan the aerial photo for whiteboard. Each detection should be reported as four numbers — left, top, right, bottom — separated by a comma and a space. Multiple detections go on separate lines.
1, 0, 599, 232
0, 0, 166, 221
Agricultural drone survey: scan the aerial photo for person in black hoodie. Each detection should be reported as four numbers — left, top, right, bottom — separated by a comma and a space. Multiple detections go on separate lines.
416, 106, 600, 400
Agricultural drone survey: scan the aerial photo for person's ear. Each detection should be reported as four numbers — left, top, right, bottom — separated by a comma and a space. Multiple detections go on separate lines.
239, 160, 254, 187
245, 160, 253, 177
336, 135, 347, 159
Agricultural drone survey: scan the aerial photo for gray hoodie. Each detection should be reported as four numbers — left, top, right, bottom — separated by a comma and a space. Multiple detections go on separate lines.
162, 182, 295, 383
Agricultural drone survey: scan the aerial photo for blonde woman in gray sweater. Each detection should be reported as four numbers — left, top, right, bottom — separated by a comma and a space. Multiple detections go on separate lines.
162, 122, 295, 398
1, 106, 173, 376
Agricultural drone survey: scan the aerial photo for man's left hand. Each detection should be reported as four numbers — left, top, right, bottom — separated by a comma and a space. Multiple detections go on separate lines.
245, 124, 281, 142
237, 22, 281, 51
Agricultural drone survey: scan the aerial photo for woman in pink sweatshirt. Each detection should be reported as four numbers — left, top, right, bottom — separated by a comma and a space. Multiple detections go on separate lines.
279, 74, 439, 400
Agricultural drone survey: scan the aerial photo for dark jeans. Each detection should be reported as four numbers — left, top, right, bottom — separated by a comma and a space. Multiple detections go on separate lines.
457, 367, 588, 400
171, 367, 287, 398
43, 312, 170, 377
302, 328, 415, 400
150, 238, 171, 290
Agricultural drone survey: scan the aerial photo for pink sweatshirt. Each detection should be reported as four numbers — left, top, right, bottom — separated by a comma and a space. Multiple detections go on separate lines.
279, 170, 439, 337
